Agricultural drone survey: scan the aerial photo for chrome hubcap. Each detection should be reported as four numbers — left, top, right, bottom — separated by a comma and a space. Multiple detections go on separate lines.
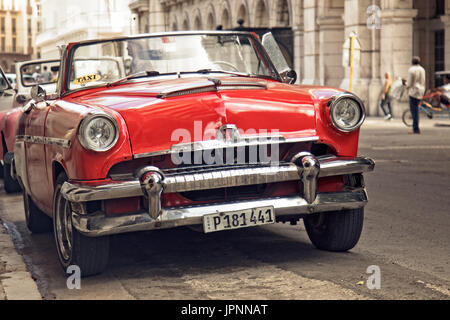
56, 192, 73, 262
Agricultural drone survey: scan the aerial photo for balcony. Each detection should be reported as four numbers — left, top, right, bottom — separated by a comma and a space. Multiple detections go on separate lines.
0, 45, 25, 54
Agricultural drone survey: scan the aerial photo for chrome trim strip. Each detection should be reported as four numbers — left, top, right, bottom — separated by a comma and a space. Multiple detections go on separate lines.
61, 156, 375, 203
163, 163, 299, 193
133, 136, 320, 159
15, 135, 71, 148
71, 189, 369, 237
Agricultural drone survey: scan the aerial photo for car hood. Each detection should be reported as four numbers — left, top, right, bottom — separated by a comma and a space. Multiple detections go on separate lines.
69, 77, 327, 157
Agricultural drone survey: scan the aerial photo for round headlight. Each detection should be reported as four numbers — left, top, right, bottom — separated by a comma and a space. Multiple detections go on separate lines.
329, 95, 365, 132
78, 114, 119, 152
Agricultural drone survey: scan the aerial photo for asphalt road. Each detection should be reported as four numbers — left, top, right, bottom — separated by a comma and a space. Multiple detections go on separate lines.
0, 117, 449, 300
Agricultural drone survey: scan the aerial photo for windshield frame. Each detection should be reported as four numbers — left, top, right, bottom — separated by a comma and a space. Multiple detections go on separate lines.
18, 59, 60, 89
61, 31, 282, 97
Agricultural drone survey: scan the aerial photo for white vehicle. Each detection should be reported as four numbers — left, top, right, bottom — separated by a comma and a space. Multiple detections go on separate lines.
0, 68, 15, 112
13, 59, 60, 108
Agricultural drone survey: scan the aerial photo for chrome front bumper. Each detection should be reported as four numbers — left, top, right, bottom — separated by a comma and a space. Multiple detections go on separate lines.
72, 189, 369, 236
61, 154, 375, 237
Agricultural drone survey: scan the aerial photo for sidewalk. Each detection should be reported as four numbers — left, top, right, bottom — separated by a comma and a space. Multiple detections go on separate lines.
363, 115, 450, 128
0, 219, 42, 300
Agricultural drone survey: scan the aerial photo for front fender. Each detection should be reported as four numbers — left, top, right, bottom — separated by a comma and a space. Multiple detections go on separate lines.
307, 87, 361, 157
44, 100, 133, 182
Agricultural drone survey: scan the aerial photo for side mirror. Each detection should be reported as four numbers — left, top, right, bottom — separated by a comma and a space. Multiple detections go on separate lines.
283, 69, 297, 85
30, 85, 46, 103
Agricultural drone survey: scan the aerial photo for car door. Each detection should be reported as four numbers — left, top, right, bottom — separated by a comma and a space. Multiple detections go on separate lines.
23, 93, 52, 212
0, 67, 15, 112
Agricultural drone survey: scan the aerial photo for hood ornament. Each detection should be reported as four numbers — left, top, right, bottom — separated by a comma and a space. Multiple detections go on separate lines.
216, 124, 241, 142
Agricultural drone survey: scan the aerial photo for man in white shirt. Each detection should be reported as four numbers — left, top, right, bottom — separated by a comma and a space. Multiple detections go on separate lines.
437, 74, 450, 106
405, 56, 426, 134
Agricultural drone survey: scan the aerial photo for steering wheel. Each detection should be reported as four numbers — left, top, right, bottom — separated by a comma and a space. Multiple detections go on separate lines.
212, 61, 240, 72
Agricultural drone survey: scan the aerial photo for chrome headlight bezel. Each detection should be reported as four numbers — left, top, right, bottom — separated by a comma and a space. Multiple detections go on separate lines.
78, 113, 119, 152
328, 93, 366, 133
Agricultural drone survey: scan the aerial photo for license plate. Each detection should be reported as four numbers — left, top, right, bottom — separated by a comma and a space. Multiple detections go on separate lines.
203, 206, 275, 233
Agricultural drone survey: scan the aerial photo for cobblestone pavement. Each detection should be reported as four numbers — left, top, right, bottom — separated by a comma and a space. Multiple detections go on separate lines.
0, 117, 449, 300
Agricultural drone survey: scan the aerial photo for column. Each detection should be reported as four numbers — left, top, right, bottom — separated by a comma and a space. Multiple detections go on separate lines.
317, 13, 345, 88
380, 2, 417, 117
149, 0, 167, 32
302, 0, 319, 84
342, 0, 376, 114
441, 1, 450, 71
292, 24, 303, 83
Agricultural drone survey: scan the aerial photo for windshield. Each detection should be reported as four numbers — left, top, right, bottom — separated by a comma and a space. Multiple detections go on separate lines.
67, 33, 279, 91
20, 61, 60, 87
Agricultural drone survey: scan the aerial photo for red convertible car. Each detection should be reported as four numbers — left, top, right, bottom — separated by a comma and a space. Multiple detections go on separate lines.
14, 31, 374, 276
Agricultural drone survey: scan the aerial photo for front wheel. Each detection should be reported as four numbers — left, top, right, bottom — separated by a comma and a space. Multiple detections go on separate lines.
53, 173, 109, 277
304, 208, 364, 252
402, 109, 413, 127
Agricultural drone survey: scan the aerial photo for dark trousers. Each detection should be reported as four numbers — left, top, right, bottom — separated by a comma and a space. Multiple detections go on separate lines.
380, 94, 392, 116
409, 96, 420, 133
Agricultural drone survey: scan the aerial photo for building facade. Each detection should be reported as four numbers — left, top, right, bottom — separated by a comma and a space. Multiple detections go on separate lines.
0, 0, 39, 73
36, 0, 133, 59
129, 0, 450, 116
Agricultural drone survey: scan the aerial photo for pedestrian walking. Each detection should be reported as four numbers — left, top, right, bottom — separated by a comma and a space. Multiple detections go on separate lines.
380, 72, 393, 120
404, 56, 426, 134
41, 66, 52, 83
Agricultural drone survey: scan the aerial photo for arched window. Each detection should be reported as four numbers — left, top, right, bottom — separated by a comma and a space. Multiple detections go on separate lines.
221, 9, 231, 29
277, 0, 290, 26
194, 15, 202, 30
237, 4, 247, 26
206, 13, 215, 30
182, 19, 189, 30
255, 0, 268, 27
172, 22, 178, 31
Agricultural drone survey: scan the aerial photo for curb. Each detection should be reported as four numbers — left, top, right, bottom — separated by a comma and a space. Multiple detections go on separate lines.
0, 220, 42, 300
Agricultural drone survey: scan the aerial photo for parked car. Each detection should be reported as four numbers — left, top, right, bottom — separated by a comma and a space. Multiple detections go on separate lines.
0, 59, 60, 193
0, 67, 15, 178
14, 31, 374, 276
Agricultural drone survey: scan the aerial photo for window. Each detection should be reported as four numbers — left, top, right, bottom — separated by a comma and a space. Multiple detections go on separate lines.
12, 37, 16, 52
436, 0, 446, 16
277, 0, 290, 27
12, 18, 16, 34
435, 30, 445, 87
28, 18, 32, 35
1, 37, 5, 52
1, 17, 5, 34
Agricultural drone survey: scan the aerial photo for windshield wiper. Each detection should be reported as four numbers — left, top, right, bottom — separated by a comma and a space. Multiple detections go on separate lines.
193, 69, 250, 78
106, 70, 163, 87
194, 69, 278, 81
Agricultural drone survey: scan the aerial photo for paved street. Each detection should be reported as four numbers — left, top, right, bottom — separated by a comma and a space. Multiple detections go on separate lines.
0, 116, 449, 300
